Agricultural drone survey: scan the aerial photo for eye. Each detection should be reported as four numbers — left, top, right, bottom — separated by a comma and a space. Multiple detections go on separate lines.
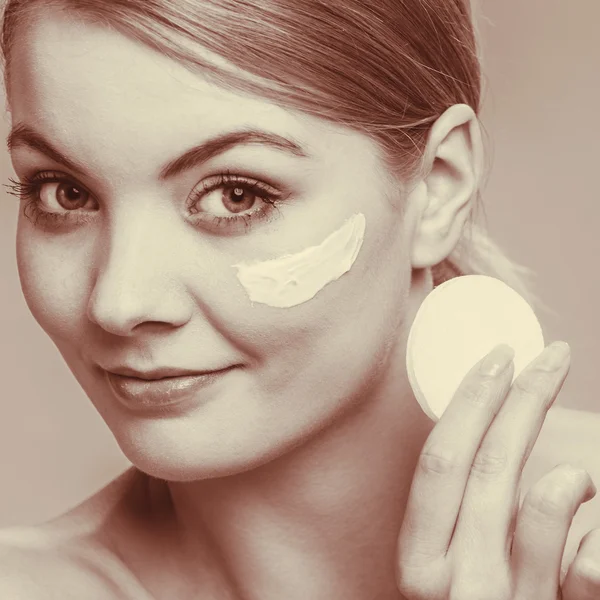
184, 172, 286, 233
40, 181, 92, 212
4, 172, 98, 230
5, 172, 95, 213
188, 173, 280, 218
193, 184, 259, 216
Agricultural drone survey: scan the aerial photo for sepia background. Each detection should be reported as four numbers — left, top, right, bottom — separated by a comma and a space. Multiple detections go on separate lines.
0, 1, 598, 526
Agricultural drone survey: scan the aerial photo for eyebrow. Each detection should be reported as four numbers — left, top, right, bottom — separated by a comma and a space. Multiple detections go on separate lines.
6, 124, 311, 180
158, 129, 311, 179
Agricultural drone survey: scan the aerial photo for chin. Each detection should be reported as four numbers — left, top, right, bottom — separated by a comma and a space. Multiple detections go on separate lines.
110, 413, 305, 483
127, 453, 259, 483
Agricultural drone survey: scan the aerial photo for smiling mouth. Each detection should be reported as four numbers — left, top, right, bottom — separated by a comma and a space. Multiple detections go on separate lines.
105, 365, 233, 380
113, 371, 221, 381
104, 366, 236, 412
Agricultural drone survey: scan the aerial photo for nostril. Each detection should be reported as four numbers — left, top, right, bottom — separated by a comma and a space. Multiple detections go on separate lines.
87, 284, 192, 336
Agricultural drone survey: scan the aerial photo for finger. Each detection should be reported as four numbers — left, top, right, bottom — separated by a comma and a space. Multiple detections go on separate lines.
511, 464, 595, 600
562, 528, 600, 600
397, 344, 515, 568
450, 342, 571, 572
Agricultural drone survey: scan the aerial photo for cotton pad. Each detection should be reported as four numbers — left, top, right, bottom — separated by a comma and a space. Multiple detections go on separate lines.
406, 275, 545, 421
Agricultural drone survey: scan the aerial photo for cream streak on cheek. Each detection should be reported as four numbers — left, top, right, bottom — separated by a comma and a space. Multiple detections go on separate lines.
232, 213, 366, 308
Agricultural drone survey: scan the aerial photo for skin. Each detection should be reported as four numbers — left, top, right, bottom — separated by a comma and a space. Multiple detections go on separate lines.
5, 7, 600, 600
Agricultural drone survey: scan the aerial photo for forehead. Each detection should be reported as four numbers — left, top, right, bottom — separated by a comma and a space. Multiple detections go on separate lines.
10, 9, 298, 128
6, 7, 389, 189
9, 9, 341, 159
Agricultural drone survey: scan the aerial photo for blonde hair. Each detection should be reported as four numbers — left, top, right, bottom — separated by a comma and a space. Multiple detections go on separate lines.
0, 0, 548, 313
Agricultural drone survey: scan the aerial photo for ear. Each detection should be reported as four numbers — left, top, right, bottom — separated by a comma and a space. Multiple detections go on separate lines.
408, 104, 484, 269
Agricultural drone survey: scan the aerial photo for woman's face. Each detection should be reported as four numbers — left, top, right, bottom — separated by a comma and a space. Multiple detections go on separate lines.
8, 10, 420, 480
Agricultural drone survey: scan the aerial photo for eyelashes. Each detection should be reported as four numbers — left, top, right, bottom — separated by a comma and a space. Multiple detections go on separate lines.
186, 170, 285, 233
4, 169, 288, 234
6, 172, 96, 230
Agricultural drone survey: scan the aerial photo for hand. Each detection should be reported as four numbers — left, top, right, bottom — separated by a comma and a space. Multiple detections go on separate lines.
395, 341, 599, 599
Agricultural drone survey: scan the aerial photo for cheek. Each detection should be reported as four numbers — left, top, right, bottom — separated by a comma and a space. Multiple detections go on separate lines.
16, 228, 90, 341
233, 213, 366, 309
218, 219, 411, 398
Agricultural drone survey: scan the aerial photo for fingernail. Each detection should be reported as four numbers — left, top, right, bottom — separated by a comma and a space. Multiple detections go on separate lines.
562, 465, 595, 502
536, 341, 571, 372
573, 468, 599, 502
583, 481, 597, 503
479, 344, 515, 377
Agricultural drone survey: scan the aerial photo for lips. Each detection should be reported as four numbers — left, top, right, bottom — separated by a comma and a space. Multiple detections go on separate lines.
104, 366, 235, 412
107, 366, 218, 380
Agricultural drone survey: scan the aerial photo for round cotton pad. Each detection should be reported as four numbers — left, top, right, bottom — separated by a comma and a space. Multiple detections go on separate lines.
406, 275, 545, 421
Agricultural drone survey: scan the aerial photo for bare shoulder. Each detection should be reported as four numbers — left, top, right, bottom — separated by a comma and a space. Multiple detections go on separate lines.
0, 525, 86, 599
0, 467, 153, 599
523, 405, 600, 571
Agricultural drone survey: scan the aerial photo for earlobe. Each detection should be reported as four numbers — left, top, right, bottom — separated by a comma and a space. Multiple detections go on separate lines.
409, 104, 483, 270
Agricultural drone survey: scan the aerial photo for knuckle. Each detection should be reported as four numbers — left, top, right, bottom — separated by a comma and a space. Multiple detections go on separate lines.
450, 591, 496, 600
512, 369, 551, 395
571, 557, 600, 586
396, 579, 441, 600
449, 579, 509, 600
571, 528, 600, 586
418, 443, 461, 476
461, 378, 497, 408
578, 527, 600, 550
470, 444, 509, 479
523, 476, 575, 519
396, 563, 445, 600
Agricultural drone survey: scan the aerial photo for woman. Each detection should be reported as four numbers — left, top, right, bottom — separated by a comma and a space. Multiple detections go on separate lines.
1, 0, 599, 598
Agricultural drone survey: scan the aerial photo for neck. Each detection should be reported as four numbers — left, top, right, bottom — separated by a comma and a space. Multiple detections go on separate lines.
156, 350, 434, 600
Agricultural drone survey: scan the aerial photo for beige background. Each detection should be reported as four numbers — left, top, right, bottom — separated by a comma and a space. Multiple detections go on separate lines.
0, 1, 598, 527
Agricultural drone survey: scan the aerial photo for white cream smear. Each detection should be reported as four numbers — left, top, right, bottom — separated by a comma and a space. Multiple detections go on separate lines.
233, 213, 366, 308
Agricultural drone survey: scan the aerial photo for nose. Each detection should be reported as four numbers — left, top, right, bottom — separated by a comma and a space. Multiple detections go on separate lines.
86, 214, 192, 336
